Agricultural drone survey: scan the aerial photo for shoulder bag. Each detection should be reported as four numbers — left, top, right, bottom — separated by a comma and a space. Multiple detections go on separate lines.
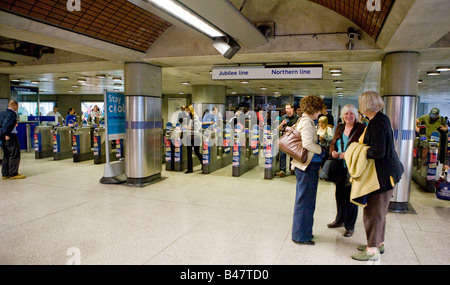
276, 119, 308, 163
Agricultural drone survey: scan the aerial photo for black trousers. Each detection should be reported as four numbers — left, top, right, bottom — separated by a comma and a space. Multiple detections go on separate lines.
334, 180, 358, 230
1, 133, 21, 177
187, 136, 202, 171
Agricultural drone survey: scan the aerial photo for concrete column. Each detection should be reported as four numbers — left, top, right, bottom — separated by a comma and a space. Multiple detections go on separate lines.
124, 62, 162, 186
0, 74, 10, 99
381, 51, 420, 212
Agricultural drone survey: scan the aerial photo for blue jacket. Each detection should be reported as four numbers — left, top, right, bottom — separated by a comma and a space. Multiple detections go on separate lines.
0, 108, 17, 140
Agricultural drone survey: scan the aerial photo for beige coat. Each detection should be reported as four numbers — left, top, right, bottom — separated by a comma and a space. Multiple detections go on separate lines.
290, 114, 323, 171
345, 142, 380, 207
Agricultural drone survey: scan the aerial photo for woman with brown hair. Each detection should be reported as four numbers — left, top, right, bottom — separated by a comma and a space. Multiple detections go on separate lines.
291, 95, 326, 245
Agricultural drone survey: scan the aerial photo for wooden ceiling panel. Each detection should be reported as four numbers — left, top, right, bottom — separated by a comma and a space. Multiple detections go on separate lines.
0, 0, 172, 52
308, 0, 394, 40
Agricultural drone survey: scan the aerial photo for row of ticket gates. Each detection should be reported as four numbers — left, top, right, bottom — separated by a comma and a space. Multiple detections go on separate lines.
32, 125, 124, 164
164, 121, 282, 179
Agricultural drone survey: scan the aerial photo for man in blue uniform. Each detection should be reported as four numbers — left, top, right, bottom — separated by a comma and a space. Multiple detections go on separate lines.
0, 100, 25, 179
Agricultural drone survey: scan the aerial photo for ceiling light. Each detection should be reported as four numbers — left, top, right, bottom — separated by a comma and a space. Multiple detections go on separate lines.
178, 92, 185, 94
114, 83, 122, 86
77, 78, 86, 83
260, 87, 267, 90
331, 73, 342, 76
96, 74, 106, 79
146, 0, 225, 38
436, 66, 450, 72
58, 77, 69, 80
112, 77, 122, 81
11, 78, 21, 82
241, 80, 249, 84
333, 80, 343, 84
231, 91, 237, 94
336, 87, 343, 90
337, 92, 344, 95
67, 90, 74, 93
418, 80, 423, 84
329, 68, 342, 73
72, 85, 79, 88
31, 80, 40, 84
181, 81, 190, 85
427, 71, 440, 76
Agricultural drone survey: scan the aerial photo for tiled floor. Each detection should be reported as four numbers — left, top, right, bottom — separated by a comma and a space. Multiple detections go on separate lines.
0, 152, 449, 265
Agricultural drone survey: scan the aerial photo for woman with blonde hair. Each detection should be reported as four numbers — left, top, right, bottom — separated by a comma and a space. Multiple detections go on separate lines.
350, 91, 403, 261
291, 95, 326, 245
184, 104, 202, 174
327, 104, 366, 237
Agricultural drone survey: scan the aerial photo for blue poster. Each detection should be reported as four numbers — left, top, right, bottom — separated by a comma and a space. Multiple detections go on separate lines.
106, 92, 125, 140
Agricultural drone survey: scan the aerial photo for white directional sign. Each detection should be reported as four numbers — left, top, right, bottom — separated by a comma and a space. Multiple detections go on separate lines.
211, 65, 323, 80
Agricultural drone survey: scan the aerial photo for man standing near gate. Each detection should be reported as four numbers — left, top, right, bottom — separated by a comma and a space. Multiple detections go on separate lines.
276, 103, 300, 177
0, 100, 25, 180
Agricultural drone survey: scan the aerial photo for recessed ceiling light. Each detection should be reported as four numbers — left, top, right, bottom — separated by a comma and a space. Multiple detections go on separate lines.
231, 91, 237, 94
72, 85, 79, 88
329, 68, 342, 73
337, 92, 344, 95
260, 87, 267, 90
58, 77, 69, 80
427, 71, 440, 76
333, 80, 343, 84
241, 81, 249, 84
11, 78, 21, 82
418, 80, 423, 84
114, 83, 122, 86
331, 73, 342, 76
181, 81, 190, 85
336, 87, 343, 90
31, 80, 40, 84
178, 92, 185, 94
436, 66, 450, 72
96, 74, 106, 79
112, 77, 122, 81
67, 90, 74, 93
77, 78, 86, 83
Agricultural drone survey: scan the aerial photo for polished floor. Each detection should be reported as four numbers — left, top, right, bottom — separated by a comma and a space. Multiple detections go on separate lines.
0, 152, 449, 265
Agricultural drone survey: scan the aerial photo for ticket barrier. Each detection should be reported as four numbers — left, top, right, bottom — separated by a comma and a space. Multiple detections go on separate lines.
53, 126, 73, 160
72, 126, 94, 162
263, 126, 280, 179
202, 123, 233, 174
164, 123, 201, 171
412, 133, 449, 192
93, 127, 118, 164
34, 126, 54, 159
232, 125, 260, 177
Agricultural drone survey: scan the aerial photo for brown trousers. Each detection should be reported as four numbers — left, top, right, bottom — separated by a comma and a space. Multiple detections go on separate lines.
363, 189, 393, 247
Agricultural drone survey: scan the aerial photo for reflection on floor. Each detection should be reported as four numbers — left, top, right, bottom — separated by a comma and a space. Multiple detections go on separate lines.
0, 152, 449, 265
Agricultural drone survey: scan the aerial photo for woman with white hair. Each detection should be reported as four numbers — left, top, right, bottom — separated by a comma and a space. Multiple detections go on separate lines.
350, 91, 403, 261
327, 104, 366, 237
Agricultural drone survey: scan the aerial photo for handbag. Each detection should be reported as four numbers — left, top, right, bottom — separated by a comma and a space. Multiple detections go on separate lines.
276, 119, 308, 163
319, 128, 353, 184
435, 171, 450, 201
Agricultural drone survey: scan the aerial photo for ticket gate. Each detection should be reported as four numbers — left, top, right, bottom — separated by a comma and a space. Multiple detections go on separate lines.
263, 126, 280, 179
34, 126, 54, 159
232, 124, 260, 177
164, 123, 201, 171
412, 133, 449, 192
93, 127, 118, 164
72, 126, 94, 162
53, 126, 73, 160
202, 123, 233, 174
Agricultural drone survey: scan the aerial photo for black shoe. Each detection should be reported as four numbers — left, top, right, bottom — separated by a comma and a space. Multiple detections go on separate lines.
292, 239, 315, 245
343, 230, 354, 237
327, 221, 344, 228
185, 170, 193, 174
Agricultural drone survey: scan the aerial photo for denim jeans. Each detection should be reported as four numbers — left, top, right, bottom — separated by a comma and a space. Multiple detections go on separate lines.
292, 162, 321, 242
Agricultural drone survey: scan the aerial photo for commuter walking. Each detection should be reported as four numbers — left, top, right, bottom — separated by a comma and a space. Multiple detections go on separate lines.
291, 95, 326, 245
0, 100, 25, 180
184, 104, 202, 174
327, 104, 365, 237
350, 91, 403, 261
